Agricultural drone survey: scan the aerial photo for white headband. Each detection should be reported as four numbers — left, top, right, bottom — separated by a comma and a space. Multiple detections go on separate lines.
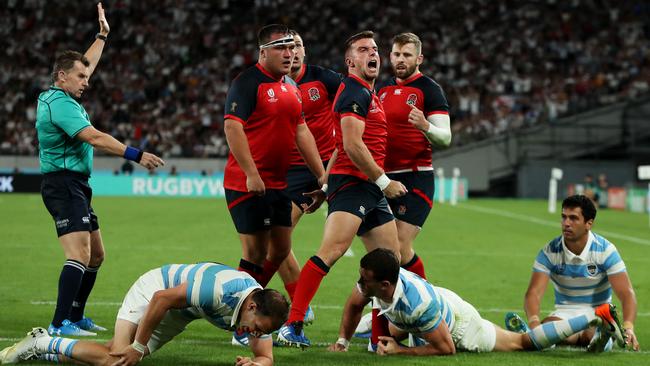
259, 34, 295, 49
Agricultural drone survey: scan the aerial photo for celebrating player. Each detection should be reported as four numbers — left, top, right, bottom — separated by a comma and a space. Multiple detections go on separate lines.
328, 248, 626, 356
277, 30, 406, 348
36, 2, 164, 337
505, 194, 639, 351
342, 32, 453, 348
222, 24, 325, 334
0, 263, 289, 366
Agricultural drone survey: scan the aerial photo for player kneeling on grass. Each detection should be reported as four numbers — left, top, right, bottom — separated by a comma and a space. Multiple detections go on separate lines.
1, 263, 288, 366
328, 249, 626, 356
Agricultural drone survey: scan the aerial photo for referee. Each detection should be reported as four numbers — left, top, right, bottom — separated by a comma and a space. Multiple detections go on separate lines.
36, 3, 164, 336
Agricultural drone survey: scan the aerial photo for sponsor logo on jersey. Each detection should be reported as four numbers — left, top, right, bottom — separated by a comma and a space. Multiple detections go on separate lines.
267, 88, 277, 103
281, 85, 288, 92
359, 206, 366, 215
380, 92, 387, 102
586, 263, 598, 276
263, 218, 271, 226
55, 218, 70, 228
406, 94, 418, 106
352, 103, 360, 114
230, 102, 237, 113
394, 89, 402, 95
308, 87, 321, 101
82, 216, 90, 224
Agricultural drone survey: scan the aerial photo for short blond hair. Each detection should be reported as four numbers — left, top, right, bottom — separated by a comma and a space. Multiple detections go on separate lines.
391, 32, 422, 55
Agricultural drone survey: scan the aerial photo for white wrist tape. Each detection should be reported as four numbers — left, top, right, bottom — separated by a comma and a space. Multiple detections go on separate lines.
374, 173, 390, 191
336, 337, 350, 349
321, 184, 328, 193
131, 341, 147, 359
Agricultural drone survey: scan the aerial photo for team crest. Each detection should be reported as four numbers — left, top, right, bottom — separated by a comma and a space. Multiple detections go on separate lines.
406, 94, 418, 106
380, 92, 387, 102
267, 88, 277, 103
586, 263, 598, 276
308, 87, 321, 101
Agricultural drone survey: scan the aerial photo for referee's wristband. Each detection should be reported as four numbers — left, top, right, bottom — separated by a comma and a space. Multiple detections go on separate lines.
336, 337, 350, 349
124, 146, 143, 163
374, 173, 390, 191
95, 33, 107, 41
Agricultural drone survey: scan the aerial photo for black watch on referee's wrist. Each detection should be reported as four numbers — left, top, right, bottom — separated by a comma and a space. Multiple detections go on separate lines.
95, 33, 107, 41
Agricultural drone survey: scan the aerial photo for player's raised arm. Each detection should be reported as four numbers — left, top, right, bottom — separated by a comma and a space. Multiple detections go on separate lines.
84, 2, 110, 78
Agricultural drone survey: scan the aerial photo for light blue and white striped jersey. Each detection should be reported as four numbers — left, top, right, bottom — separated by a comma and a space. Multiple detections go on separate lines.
533, 231, 626, 307
377, 268, 454, 334
160, 263, 262, 330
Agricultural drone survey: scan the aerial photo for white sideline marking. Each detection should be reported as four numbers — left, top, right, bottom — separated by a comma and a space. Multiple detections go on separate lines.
457, 204, 650, 246
27, 300, 650, 316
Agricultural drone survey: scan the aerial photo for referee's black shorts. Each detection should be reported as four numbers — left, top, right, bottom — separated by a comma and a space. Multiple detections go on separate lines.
386, 171, 434, 228
41, 170, 99, 237
326, 174, 394, 236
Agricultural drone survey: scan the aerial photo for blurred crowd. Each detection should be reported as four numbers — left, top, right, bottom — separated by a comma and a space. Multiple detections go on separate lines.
1, 0, 649, 157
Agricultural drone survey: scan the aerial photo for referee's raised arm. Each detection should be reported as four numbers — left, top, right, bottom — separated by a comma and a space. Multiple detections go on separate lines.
84, 2, 110, 78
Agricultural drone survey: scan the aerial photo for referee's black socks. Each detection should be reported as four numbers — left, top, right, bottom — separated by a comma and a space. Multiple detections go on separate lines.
51, 259, 86, 327
70, 264, 100, 322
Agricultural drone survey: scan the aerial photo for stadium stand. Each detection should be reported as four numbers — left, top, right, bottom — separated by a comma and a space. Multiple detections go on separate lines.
1, 0, 648, 157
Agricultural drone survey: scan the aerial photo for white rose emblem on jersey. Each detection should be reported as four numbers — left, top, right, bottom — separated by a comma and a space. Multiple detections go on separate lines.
380, 92, 387, 102
308, 87, 320, 101
406, 94, 418, 106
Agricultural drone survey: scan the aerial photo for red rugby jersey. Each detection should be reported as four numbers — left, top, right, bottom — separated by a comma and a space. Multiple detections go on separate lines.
376, 73, 449, 172
331, 74, 387, 180
288, 64, 341, 166
223, 63, 304, 191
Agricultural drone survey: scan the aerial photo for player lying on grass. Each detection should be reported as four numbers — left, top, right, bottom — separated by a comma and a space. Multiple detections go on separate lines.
328, 249, 626, 356
505, 194, 639, 351
1, 263, 289, 366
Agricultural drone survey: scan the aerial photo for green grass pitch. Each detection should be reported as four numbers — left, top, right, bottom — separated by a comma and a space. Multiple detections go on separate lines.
0, 194, 647, 365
